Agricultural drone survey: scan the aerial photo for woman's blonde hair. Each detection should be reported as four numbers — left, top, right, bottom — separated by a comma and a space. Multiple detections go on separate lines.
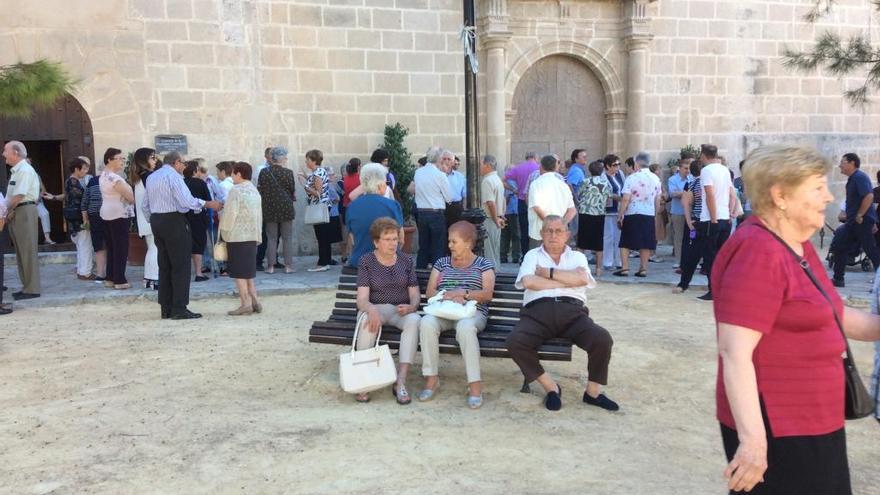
743, 145, 831, 216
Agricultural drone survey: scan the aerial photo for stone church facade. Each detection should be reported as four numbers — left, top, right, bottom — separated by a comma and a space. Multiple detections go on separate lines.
2, 0, 879, 248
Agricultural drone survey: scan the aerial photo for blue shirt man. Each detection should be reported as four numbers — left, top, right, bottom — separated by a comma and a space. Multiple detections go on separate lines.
345, 193, 404, 267
845, 168, 877, 223
667, 170, 691, 216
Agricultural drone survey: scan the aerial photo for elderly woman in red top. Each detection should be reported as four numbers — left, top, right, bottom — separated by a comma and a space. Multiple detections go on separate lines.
713, 145, 880, 494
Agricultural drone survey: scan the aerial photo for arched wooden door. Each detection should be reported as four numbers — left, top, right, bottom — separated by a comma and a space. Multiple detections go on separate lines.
510, 55, 607, 164
0, 94, 96, 243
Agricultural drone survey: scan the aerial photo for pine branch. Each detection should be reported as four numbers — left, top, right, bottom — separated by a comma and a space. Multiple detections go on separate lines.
0, 59, 77, 118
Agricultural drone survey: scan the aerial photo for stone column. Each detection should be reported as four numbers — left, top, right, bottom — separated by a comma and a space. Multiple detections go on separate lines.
484, 33, 511, 167
625, 36, 652, 157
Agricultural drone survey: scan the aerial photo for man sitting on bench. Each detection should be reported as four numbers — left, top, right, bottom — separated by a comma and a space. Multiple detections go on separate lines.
506, 215, 619, 412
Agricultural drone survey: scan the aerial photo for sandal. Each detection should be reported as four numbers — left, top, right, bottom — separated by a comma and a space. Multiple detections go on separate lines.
467, 394, 483, 409
355, 393, 370, 403
418, 382, 440, 402
612, 269, 629, 277
393, 384, 412, 405
634, 270, 647, 278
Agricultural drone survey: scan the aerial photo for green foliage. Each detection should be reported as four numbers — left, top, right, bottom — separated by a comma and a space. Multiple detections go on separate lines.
783, 0, 880, 106
382, 123, 416, 222
0, 60, 77, 118
665, 145, 700, 169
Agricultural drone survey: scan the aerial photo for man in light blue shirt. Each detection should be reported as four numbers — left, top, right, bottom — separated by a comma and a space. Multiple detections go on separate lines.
566, 149, 587, 240
446, 155, 466, 227
666, 157, 693, 269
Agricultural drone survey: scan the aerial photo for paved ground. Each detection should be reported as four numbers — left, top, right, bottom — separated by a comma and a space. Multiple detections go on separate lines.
2, 243, 876, 311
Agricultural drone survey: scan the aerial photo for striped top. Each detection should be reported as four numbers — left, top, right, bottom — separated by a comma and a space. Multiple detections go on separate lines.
357, 252, 418, 305
142, 164, 205, 217
80, 176, 103, 216
306, 166, 330, 205
685, 177, 703, 221
433, 256, 495, 316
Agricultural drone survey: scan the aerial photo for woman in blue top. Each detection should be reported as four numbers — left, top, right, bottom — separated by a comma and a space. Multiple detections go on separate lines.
602, 154, 625, 270
418, 221, 496, 409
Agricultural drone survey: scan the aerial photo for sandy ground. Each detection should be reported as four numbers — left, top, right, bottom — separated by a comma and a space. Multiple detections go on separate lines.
0, 285, 878, 495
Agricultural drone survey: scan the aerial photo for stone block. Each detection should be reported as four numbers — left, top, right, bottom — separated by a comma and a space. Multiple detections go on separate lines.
187, 22, 221, 43
809, 116, 834, 132
171, 43, 215, 65
317, 28, 349, 48
356, 95, 392, 113
776, 78, 799, 95
782, 115, 808, 133
187, 67, 221, 89
299, 70, 334, 92
149, 66, 186, 89
315, 94, 357, 112
324, 7, 357, 28
205, 91, 245, 108
357, 8, 372, 28
332, 135, 369, 154
284, 27, 317, 47
130, 0, 166, 18
817, 97, 843, 115
262, 69, 299, 92
327, 49, 365, 70
691, 95, 715, 114
277, 93, 315, 112
402, 10, 437, 32
374, 72, 410, 94
367, 51, 397, 71
312, 113, 347, 133
347, 113, 387, 134
669, 38, 697, 55
800, 79, 821, 96
271, 3, 289, 24
393, 95, 426, 113
433, 53, 461, 73
260, 26, 283, 45
166, 0, 193, 18
145, 20, 189, 41
289, 5, 323, 26
373, 9, 403, 30
398, 52, 433, 72
395, 0, 429, 8
146, 43, 170, 64
752, 77, 774, 95
215, 45, 251, 66
261, 46, 291, 67
382, 31, 413, 50
764, 96, 791, 114
334, 71, 373, 93
678, 20, 708, 38
348, 30, 381, 49
162, 90, 204, 109
437, 11, 460, 30
292, 48, 328, 69
687, 55, 716, 76
410, 73, 440, 95
688, 1, 715, 19
415, 32, 446, 52
439, 74, 458, 95
192, 0, 219, 20
419, 115, 456, 134
697, 39, 725, 55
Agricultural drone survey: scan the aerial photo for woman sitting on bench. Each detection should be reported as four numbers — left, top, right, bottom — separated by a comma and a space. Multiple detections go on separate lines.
419, 221, 496, 409
355, 217, 421, 404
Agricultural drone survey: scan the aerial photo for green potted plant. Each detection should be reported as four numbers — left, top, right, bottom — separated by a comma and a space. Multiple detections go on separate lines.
382, 123, 417, 253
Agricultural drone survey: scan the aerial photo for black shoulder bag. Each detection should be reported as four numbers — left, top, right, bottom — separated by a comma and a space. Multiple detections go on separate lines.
757, 224, 875, 420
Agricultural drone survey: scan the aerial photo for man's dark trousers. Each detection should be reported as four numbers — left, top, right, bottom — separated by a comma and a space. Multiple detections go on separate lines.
151, 212, 193, 315
517, 200, 530, 256
678, 220, 730, 291
831, 219, 880, 280
0, 228, 6, 305
416, 209, 447, 269
256, 222, 267, 267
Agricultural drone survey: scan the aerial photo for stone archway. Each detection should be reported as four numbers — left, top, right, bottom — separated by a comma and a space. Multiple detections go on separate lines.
510, 55, 607, 162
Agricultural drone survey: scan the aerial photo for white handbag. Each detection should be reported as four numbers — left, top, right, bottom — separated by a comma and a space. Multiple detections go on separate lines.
304, 203, 329, 225
339, 312, 398, 394
422, 290, 478, 320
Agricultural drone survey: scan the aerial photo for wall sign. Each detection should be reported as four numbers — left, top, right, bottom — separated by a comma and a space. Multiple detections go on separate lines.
155, 134, 188, 154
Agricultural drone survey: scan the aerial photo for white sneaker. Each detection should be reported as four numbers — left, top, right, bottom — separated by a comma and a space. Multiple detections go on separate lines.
307, 265, 329, 272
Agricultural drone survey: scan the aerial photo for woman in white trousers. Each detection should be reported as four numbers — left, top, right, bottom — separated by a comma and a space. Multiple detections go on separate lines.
130, 148, 160, 289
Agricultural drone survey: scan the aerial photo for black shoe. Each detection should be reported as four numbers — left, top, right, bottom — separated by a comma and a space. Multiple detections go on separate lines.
274, 262, 285, 269
832, 278, 845, 288
201, 267, 211, 274
171, 309, 202, 320
583, 392, 620, 411
256, 264, 265, 272
2, 285, 7, 291
0, 305, 12, 315
161, 307, 171, 319
500, 257, 508, 263
696, 292, 713, 301
544, 385, 562, 411
194, 276, 209, 282
12, 292, 39, 301
328, 259, 339, 266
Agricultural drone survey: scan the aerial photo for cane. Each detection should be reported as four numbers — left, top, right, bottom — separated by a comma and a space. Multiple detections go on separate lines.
208, 208, 219, 278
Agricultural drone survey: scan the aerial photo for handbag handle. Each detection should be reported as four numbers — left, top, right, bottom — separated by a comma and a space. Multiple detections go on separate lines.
752, 223, 855, 363
351, 311, 383, 355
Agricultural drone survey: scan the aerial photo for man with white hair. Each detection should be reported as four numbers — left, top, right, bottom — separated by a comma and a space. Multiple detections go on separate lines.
345, 162, 404, 267
413, 146, 452, 268
480, 154, 505, 265
614, 151, 661, 278
0, 188, 11, 314
527, 154, 576, 249
2, 141, 41, 299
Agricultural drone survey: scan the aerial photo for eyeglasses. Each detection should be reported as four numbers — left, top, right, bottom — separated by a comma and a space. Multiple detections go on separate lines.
542, 229, 567, 236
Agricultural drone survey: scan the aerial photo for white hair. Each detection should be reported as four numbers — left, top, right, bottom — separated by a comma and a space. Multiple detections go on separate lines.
7, 140, 27, 158
359, 162, 387, 194
425, 146, 443, 164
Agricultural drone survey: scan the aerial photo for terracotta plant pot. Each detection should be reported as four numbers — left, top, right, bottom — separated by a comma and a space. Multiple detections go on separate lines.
128, 232, 147, 266
402, 225, 417, 254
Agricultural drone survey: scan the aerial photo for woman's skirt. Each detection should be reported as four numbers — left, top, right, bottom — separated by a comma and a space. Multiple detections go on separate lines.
576, 214, 605, 251
227, 241, 257, 279
187, 213, 209, 255
619, 214, 657, 251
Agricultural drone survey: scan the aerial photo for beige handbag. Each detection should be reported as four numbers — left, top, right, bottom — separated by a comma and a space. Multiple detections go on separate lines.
213, 234, 228, 262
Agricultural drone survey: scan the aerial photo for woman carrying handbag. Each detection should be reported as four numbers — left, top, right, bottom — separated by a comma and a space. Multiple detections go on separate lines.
303, 149, 335, 271
257, 146, 297, 274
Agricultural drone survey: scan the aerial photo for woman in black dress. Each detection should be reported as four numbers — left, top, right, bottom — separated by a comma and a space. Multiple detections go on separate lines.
183, 160, 212, 282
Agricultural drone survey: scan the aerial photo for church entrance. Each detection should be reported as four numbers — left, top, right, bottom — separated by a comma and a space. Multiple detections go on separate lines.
0, 94, 96, 246
510, 55, 607, 164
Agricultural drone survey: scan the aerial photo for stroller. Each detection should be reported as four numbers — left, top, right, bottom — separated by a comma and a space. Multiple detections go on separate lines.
824, 222, 874, 272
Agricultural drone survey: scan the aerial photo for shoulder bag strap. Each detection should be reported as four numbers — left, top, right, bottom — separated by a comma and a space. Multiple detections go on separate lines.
752, 223, 855, 363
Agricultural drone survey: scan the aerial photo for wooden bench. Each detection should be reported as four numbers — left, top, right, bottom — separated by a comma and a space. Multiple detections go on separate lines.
309, 266, 574, 390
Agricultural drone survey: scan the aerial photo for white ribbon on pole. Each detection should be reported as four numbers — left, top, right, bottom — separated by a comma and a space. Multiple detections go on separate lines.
459, 25, 479, 74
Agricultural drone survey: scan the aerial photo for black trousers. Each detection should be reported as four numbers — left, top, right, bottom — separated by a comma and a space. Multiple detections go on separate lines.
517, 200, 530, 257
256, 221, 267, 266
151, 213, 192, 315
103, 217, 130, 285
831, 219, 880, 280
507, 299, 613, 384
445, 201, 463, 227
313, 221, 335, 266
678, 219, 730, 291
0, 227, 6, 304
416, 210, 447, 269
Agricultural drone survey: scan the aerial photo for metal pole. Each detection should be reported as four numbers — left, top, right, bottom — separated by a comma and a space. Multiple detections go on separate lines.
460, 0, 486, 253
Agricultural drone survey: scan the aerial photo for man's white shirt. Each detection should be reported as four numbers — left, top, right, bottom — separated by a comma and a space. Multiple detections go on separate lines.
515, 245, 597, 306
527, 172, 575, 240
699, 162, 733, 222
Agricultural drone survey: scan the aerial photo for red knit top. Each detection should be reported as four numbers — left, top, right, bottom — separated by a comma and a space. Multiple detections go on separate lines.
713, 217, 845, 438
